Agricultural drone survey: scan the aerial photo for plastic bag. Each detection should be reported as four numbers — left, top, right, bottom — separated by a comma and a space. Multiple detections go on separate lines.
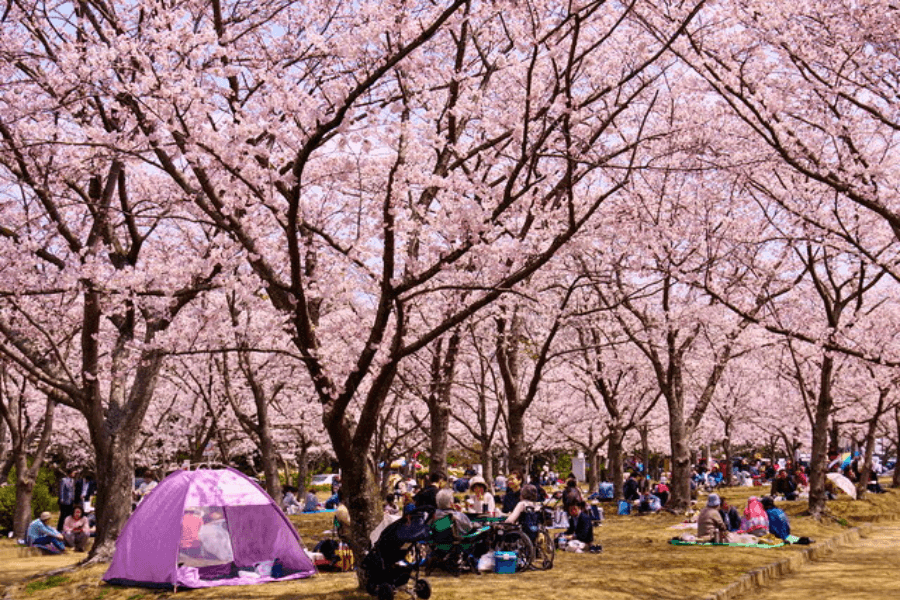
477, 552, 495, 572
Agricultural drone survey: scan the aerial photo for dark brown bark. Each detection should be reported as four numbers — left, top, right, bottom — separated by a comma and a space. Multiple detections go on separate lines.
425, 332, 460, 477
807, 354, 834, 518
608, 426, 625, 499
893, 407, 900, 488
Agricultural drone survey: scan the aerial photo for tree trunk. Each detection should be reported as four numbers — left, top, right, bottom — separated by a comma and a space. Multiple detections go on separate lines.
13, 455, 35, 540
588, 450, 600, 492
608, 426, 625, 499
295, 446, 309, 491
479, 445, 493, 491
893, 406, 900, 488
807, 356, 835, 518
90, 436, 139, 560
639, 425, 650, 478
428, 405, 450, 477
339, 447, 380, 558
507, 407, 527, 475
667, 410, 692, 512
259, 429, 282, 505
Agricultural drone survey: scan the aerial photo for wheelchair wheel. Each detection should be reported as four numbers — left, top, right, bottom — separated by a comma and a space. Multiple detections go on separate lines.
414, 578, 432, 600
376, 583, 395, 600
495, 529, 534, 572
534, 529, 555, 570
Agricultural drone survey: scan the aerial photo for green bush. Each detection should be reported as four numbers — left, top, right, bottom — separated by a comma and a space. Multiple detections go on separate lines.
0, 465, 57, 535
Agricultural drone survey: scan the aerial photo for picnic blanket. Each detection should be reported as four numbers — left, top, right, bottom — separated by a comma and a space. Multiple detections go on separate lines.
669, 538, 786, 549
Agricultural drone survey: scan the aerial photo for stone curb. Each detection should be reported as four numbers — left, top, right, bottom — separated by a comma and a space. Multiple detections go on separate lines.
701, 519, 897, 600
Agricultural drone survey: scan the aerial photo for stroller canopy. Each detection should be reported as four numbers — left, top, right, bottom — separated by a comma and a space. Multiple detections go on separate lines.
104, 467, 316, 589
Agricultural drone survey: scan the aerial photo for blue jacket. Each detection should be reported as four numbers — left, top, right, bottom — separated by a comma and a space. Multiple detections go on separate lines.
765, 508, 791, 540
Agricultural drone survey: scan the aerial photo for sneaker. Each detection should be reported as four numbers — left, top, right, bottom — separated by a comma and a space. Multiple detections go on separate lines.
589, 545, 603, 554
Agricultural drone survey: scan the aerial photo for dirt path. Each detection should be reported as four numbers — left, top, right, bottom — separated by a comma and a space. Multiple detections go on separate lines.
743, 524, 900, 599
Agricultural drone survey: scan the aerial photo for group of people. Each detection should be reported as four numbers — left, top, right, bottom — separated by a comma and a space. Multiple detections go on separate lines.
394, 470, 602, 554
179, 507, 236, 562
25, 467, 97, 554
281, 486, 321, 514
26, 505, 93, 554
696, 494, 794, 543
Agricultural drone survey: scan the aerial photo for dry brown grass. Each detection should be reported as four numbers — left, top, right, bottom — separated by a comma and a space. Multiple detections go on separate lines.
3, 483, 898, 600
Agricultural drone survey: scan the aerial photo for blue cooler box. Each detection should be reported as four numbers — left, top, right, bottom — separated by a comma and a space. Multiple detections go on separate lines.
494, 551, 517, 574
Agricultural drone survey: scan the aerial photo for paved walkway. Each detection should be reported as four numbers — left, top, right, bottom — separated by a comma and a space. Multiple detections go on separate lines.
745, 524, 900, 599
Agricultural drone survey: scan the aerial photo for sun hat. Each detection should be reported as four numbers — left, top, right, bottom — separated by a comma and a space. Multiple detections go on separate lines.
39, 511, 52, 521
707, 493, 721, 508
469, 475, 487, 490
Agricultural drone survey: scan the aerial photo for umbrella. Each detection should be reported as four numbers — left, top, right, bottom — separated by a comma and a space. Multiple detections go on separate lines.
826, 472, 857, 499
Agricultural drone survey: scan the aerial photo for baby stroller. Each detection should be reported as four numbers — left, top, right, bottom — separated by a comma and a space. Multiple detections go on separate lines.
360, 508, 432, 600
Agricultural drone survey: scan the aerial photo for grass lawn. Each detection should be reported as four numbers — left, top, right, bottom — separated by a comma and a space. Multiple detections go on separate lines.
2, 483, 897, 600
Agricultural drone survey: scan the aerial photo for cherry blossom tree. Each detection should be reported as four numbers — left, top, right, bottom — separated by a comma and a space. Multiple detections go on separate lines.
29, 0, 705, 556
0, 365, 55, 538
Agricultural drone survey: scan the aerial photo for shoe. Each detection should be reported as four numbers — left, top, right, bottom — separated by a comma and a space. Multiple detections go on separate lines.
589, 545, 603, 554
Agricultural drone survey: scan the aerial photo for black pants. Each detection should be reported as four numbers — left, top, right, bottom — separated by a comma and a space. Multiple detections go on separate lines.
57, 503, 74, 532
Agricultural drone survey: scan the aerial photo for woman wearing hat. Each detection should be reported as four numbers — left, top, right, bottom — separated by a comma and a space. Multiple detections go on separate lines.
467, 476, 495, 515
697, 494, 728, 543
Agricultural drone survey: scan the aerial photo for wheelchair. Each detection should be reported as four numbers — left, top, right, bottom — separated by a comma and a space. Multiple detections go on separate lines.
518, 505, 555, 570
424, 514, 493, 576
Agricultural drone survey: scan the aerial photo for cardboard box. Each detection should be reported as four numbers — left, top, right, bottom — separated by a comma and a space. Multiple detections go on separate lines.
494, 551, 517, 574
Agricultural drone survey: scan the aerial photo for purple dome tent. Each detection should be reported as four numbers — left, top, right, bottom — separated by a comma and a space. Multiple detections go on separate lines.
104, 467, 316, 589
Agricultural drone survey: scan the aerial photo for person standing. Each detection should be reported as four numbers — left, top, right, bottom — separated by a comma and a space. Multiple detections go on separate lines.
57, 469, 76, 531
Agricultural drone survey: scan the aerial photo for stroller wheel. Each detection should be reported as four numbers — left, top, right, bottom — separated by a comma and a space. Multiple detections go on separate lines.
376, 583, 395, 600
414, 579, 431, 600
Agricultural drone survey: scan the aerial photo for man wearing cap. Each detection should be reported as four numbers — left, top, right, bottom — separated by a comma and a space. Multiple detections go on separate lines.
697, 494, 728, 543
26, 512, 65, 554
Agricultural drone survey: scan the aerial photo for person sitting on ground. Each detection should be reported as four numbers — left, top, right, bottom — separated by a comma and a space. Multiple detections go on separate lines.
180, 508, 203, 557
504, 483, 542, 525
333, 490, 352, 543
638, 490, 661, 514
596, 478, 614, 500
697, 493, 728, 543
134, 470, 158, 507
708, 464, 724, 488
718, 497, 741, 532
282, 486, 302, 515
198, 510, 234, 561
654, 476, 670, 507
62, 505, 92, 552
770, 470, 798, 501
563, 501, 600, 552
27, 511, 65, 554
562, 476, 584, 512
738, 496, 769, 537
623, 471, 641, 502
501, 471, 523, 514
760, 496, 790, 540
467, 475, 495, 515
383, 494, 399, 516
867, 469, 886, 494
304, 487, 321, 512
434, 488, 474, 537
413, 472, 445, 511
